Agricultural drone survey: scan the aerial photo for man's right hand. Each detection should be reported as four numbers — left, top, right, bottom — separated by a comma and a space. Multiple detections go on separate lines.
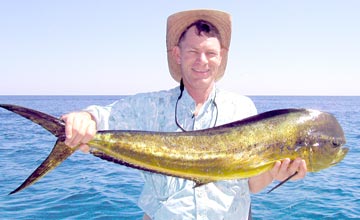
61, 111, 97, 153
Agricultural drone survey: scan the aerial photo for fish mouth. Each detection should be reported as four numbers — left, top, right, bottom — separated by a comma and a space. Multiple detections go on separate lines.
330, 147, 349, 166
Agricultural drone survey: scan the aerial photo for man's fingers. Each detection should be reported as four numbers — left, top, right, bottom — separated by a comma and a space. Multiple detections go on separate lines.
61, 114, 73, 141
79, 144, 90, 153
288, 158, 301, 174
291, 159, 307, 180
279, 158, 291, 174
272, 158, 308, 181
270, 160, 281, 179
82, 120, 97, 143
61, 112, 96, 148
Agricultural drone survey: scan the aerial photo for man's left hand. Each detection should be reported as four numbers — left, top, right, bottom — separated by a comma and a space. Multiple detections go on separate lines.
270, 158, 307, 181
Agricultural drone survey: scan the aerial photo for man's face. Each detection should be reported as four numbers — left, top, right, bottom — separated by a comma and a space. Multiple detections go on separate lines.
173, 26, 223, 91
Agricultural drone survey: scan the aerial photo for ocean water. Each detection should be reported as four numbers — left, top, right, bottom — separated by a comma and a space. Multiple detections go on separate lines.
0, 96, 359, 219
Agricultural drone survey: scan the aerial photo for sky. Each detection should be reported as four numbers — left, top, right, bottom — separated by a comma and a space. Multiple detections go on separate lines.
0, 0, 359, 96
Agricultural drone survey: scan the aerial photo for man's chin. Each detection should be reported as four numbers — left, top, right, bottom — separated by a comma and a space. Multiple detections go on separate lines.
188, 79, 215, 90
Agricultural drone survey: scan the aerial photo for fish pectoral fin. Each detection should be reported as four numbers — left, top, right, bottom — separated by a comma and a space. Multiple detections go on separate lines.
9, 140, 76, 195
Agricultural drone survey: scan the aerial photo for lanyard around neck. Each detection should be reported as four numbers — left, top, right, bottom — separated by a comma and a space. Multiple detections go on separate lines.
175, 79, 218, 132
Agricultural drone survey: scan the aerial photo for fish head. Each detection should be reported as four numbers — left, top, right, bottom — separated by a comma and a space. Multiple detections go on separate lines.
297, 110, 348, 172
307, 138, 348, 172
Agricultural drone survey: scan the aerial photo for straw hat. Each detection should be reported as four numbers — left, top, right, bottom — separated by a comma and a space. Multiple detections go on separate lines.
166, 9, 232, 82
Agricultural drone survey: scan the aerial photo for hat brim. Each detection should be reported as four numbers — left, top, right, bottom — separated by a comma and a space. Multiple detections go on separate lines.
166, 9, 232, 82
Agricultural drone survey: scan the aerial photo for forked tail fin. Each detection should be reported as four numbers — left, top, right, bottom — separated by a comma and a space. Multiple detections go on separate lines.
0, 104, 65, 139
0, 104, 76, 194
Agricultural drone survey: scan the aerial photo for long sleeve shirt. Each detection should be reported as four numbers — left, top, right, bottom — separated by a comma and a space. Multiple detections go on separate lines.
85, 86, 257, 220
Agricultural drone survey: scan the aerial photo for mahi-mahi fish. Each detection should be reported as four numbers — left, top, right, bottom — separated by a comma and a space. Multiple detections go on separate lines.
0, 104, 348, 194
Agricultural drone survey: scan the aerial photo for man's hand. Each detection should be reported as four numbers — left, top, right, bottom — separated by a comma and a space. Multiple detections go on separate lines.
270, 158, 307, 181
249, 158, 307, 193
61, 111, 97, 152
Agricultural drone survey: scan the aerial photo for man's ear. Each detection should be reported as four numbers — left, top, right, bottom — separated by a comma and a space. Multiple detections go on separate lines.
219, 48, 226, 63
172, 46, 181, 64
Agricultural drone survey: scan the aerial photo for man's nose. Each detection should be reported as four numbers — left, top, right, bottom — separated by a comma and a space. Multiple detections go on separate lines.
197, 52, 209, 64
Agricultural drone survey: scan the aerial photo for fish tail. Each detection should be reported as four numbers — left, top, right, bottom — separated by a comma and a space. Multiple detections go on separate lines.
0, 104, 66, 139
9, 140, 76, 194
0, 104, 75, 194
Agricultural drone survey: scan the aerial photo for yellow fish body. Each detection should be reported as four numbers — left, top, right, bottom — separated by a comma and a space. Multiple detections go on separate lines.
0, 104, 348, 194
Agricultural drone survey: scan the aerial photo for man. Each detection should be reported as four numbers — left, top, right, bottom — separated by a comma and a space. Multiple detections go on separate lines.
62, 9, 307, 220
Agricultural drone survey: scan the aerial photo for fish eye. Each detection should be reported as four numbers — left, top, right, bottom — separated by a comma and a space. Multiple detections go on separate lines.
332, 139, 342, 148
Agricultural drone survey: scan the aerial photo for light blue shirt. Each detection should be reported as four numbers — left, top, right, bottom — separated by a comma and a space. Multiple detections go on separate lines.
85, 86, 257, 220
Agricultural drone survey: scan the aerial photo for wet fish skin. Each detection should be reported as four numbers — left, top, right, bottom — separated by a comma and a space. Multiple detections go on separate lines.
0, 104, 348, 194
89, 108, 347, 180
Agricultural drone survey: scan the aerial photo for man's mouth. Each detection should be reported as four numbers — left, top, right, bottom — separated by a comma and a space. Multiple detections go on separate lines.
192, 69, 210, 74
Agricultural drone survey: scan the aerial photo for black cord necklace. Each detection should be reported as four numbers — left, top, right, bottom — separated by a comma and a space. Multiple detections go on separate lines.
175, 79, 218, 132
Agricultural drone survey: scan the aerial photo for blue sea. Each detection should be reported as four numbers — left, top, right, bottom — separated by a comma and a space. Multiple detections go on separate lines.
0, 96, 359, 219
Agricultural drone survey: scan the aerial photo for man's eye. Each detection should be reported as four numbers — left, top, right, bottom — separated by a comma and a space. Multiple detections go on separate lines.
207, 52, 218, 56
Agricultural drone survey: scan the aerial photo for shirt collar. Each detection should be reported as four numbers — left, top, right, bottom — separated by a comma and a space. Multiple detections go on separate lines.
175, 85, 217, 131
180, 85, 216, 115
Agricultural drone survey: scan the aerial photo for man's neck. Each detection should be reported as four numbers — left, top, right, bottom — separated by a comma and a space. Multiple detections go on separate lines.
185, 83, 215, 116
